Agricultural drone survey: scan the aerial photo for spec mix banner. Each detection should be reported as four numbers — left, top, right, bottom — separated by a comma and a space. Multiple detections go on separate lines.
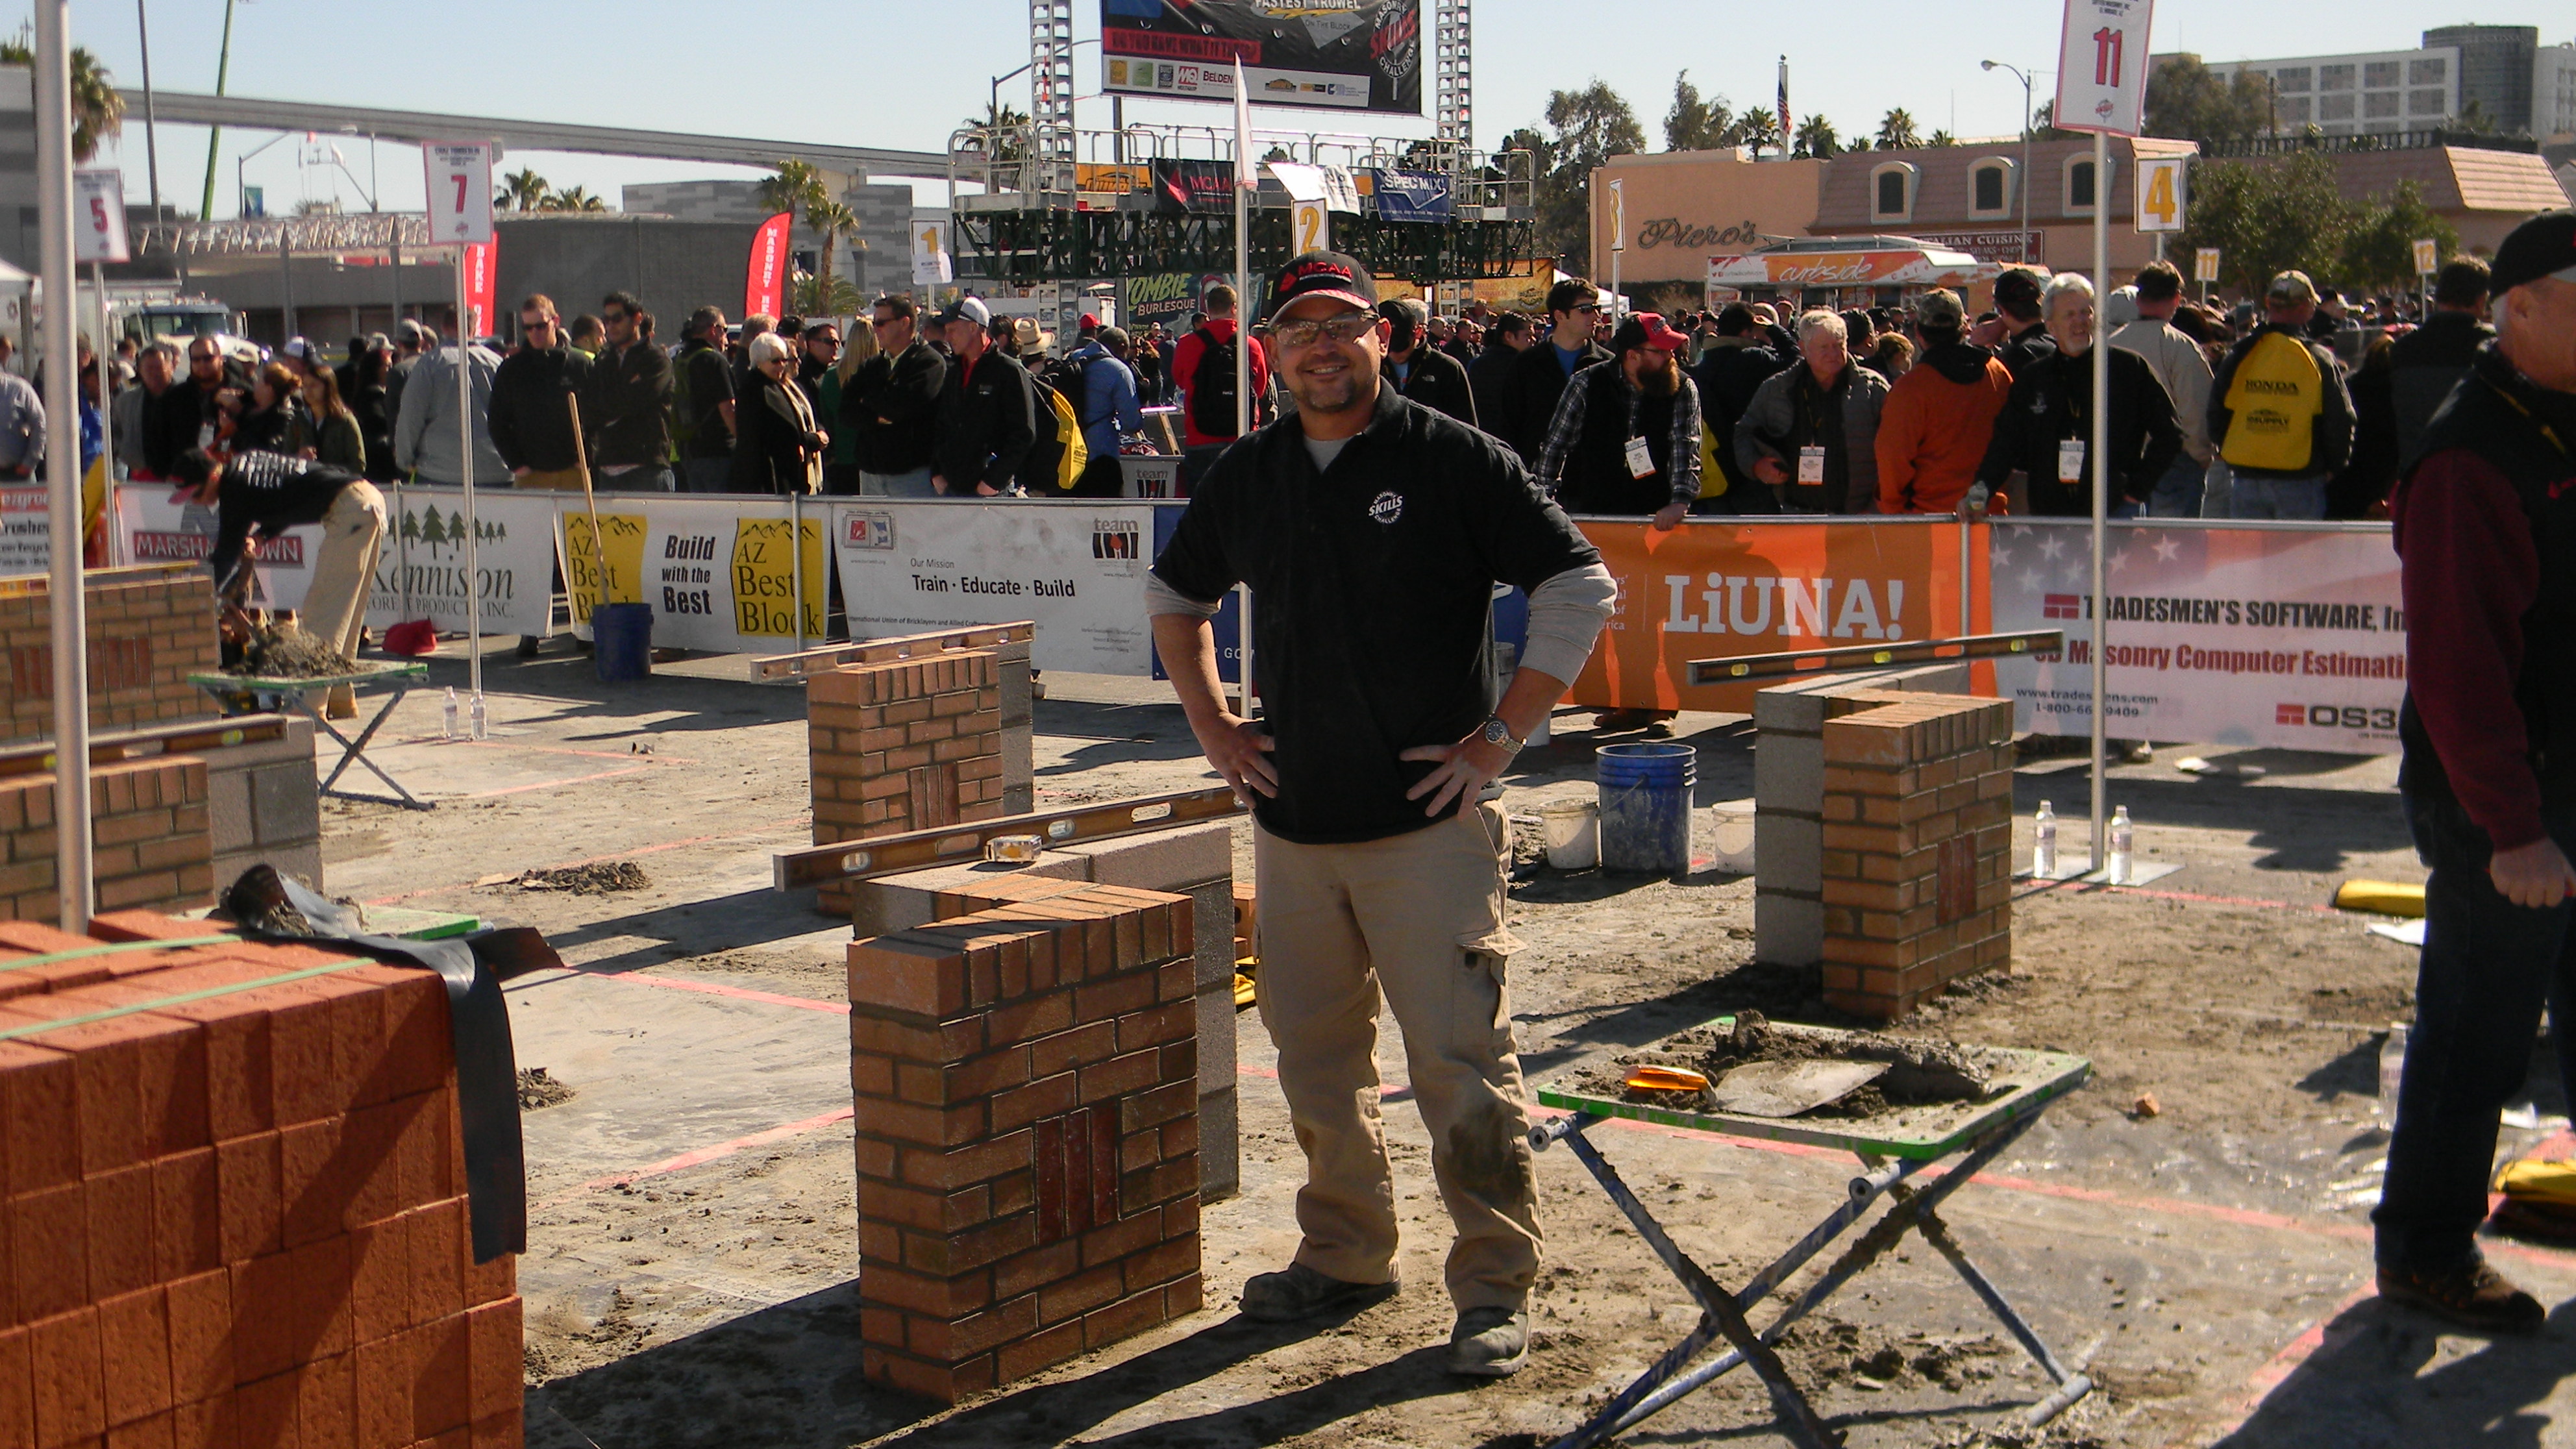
832, 500, 1157, 675
1988, 520, 2405, 753
1101, 0, 1422, 114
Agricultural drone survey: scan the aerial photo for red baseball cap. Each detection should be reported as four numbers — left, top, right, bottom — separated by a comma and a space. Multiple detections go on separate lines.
1620, 311, 1691, 354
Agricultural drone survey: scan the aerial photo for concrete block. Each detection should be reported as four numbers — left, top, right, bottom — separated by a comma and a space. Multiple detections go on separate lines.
207, 770, 253, 858
249, 764, 321, 848
1053, 822, 1230, 893
1196, 1085, 1238, 1203
850, 857, 1087, 938
1755, 890, 1824, 967
1755, 811, 1821, 886
1194, 984, 1235, 1097
1753, 733, 1822, 811
1187, 882, 1233, 990
995, 642, 1033, 731
1001, 724, 1034, 816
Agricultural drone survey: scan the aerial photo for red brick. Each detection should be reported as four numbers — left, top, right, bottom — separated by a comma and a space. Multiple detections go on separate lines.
162, 1269, 229, 1406
38, 1009, 205, 1174
149, 1148, 221, 1282
0, 1327, 29, 1448
167, 1394, 230, 1449
1035, 1263, 1122, 1327
1078, 1050, 1160, 1106
406, 1313, 469, 1440
464, 1299, 519, 1424
904, 1295, 1036, 1363
86, 1163, 159, 1300
95, 1287, 171, 1428
29, 1306, 103, 1448
470, 1405, 522, 1449
350, 1215, 412, 1343
408, 1200, 466, 1324
1082, 1286, 1168, 1350
846, 937, 969, 1021
1122, 1233, 1201, 1294
989, 1073, 1078, 1136
860, 1263, 991, 1319
263, 987, 339, 1128
214, 1132, 281, 1263
993, 1318, 1085, 1383
1164, 1272, 1205, 1320
1028, 1021, 1114, 1077
864, 1343, 996, 1404
277, 1118, 350, 1248
13, 1183, 88, 1320
109, 1409, 178, 1449
0, 1040, 81, 1190
1077, 1211, 1161, 1270
899, 1129, 1032, 1194
354, 1333, 414, 1449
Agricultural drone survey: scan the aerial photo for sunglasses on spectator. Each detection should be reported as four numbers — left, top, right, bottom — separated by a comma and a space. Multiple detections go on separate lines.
1266, 312, 1378, 348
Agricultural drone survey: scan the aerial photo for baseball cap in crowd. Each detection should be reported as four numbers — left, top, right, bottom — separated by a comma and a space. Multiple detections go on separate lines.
1078, 312, 1100, 334
933, 295, 993, 329
2490, 210, 2576, 293
1610, 312, 1690, 355
1994, 267, 2047, 317
1750, 303, 1780, 327
280, 336, 314, 364
1267, 251, 1379, 314
1914, 288, 1966, 330
2266, 269, 2319, 304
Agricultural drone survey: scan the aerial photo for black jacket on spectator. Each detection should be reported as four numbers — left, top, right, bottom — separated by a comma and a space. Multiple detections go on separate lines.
1996, 321, 2057, 381
2388, 310, 2494, 464
674, 338, 734, 460
230, 401, 310, 458
1978, 344, 2182, 515
1467, 341, 1522, 440
488, 343, 591, 473
206, 452, 364, 591
1389, 345, 1478, 427
934, 347, 1036, 493
584, 338, 673, 470
841, 338, 947, 475
349, 371, 396, 480
145, 369, 245, 476
1690, 336, 1789, 502
1502, 336, 1611, 464
731, 373, 825, 495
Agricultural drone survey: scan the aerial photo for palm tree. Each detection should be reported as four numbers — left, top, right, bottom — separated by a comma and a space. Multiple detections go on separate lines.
757, 158, 824, 220
1737, 108, 1782, 159
959, 102, 1033, 167
804, 195, 860, 314
1877, 108, 1920, 150
495, 167, 551, 212
1926, 129, 1959, 148
794, 273, 869, 317
1792, 114, 1840, 159
0, 39, 123, 162
539, 185, 607, 213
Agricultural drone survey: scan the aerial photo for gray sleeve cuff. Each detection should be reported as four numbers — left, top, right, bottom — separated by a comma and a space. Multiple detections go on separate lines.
1517, 562, 1618, 683
1146, 571, 1224, 621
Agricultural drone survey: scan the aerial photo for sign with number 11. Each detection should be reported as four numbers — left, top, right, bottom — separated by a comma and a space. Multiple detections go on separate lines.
2053, 0, 2154, 136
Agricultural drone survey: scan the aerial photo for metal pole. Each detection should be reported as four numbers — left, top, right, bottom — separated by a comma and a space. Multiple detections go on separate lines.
134, 0, 160, 223
2088, 128, 2109, 872
1232, 66, 1254, 719
198, 0, 236, 222
279, 235, 294, 341
36, 0, 90, 931
789, 493, 806, 654
454, 253, 482, 726
2021, 75, 2032, 264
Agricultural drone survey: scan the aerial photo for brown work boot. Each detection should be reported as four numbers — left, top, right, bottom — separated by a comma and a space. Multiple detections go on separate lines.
2377, 1256, 2547, 1334
1238, 1263, 1397, 1323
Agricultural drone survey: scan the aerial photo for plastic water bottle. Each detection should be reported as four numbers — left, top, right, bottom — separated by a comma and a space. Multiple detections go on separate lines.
442, 687, 459, 741
2032, 801, 2058, 879
2108, 806, 2135, 885
2379, 1022, 2409, 1119
468, 693, 488, 742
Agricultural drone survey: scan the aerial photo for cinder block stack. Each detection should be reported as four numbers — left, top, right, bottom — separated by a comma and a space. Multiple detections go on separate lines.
0, 908, 520, 1448
1818, 693, 2016, 1019
0, 565, 223, 743
808, 650, 1008, 915
848, 880, 1202, 1403
0, 756, 215, 924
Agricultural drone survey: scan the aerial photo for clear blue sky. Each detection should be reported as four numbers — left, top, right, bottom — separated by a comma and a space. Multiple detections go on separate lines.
61, 0, 2573, 220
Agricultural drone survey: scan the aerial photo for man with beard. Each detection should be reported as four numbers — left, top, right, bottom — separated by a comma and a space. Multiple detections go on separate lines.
1148, 251, 1616, 1378
1534, 311, 1699, 528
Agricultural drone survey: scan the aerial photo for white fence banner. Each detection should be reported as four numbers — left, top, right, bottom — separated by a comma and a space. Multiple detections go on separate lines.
0, 485, 54, 575
1991, 519, 2405, 753
371, 486, 558, 636
116, 484, 324, 612
559, 494, 828, 654
830, 500, 1157, 675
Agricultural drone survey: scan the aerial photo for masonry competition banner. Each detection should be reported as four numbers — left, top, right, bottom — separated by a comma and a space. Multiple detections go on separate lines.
1571, 518, 1983, 715
370, 487, 556, 636
115, 484, 319, 612
832, 501, 1155, 674
560, 496, 826, 652
0, 486, 49, 574
1988, 521, 2405, 752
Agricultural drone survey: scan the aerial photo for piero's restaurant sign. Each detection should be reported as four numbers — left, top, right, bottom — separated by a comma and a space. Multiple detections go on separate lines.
1631, 217, 1765, 251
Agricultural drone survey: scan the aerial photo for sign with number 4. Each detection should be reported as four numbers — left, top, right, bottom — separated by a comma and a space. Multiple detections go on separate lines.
423, 142, 495, 245
2133, 156, 2185, 233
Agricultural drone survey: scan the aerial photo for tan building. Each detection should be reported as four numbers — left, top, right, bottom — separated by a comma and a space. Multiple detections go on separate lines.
1585, 151, 1826, 294
2296, 143, 2571, 257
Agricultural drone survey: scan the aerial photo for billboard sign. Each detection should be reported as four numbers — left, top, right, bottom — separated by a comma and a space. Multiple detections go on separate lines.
1100, 0, 1422, 115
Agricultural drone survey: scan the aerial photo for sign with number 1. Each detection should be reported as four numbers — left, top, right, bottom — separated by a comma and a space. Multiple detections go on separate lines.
422, 142, 495, 244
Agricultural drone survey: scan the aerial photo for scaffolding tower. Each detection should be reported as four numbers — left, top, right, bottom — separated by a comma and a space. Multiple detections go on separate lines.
1435, 0, 1472, 145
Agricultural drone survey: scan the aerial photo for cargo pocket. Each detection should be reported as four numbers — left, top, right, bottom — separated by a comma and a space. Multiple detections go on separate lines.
1455, 925, 1523, 1059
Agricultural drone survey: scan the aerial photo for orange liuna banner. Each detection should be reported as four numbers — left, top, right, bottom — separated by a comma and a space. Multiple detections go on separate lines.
1566, 518, 1993, 714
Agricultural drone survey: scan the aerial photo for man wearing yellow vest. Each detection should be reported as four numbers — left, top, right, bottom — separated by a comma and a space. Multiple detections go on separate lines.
2206, 270, 2355, 519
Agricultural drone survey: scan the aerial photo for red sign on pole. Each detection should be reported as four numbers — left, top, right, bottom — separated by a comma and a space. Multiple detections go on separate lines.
746, 212, 792, 319
460, 240, 497, 340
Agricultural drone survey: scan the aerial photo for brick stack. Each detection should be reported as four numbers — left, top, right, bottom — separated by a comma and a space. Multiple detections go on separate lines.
0, 908, 521, 1447
0, 565, 223, 744
808, 650, 1008, 916
848, 878, 1202, 1403
1818, 693, 2016, 1019
0, 755, 215, 924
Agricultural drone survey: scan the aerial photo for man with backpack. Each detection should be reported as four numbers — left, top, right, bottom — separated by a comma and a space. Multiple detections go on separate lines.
2208, 270, 2356, 520
1057, 325, 1145, 497
930, 296, 1036, 498
1172, 283, 1270, 491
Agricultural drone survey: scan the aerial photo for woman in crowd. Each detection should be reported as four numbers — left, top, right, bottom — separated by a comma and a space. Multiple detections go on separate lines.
300, 366, 369, 473
730, 331, 828, 494
229, 361, 313, 456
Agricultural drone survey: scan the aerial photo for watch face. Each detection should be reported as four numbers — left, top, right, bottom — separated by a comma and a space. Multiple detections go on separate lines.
1484, 719, 1508, 744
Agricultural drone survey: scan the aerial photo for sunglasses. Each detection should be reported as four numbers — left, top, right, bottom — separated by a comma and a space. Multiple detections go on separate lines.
1266, 312, 1378, 348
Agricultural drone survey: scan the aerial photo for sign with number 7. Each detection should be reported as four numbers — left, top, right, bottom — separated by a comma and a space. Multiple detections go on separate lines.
422, 141, 497, 245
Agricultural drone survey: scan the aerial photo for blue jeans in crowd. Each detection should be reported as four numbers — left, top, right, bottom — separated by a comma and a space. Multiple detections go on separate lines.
682, 456, 732, 493
596, 465, 674, 493
2146, 453, 2208, 518
2227, 471, 2331, 520
2200, 458, 2234, 518
861, 467, 937, 498
2373, 795, 2576, 1273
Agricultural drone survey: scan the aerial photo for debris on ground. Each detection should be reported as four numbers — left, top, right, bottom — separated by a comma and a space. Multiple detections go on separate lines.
1584, 1010, 2003, 1118
229, 623, 357, 679
517, 1067, 576, 1111
513, 861, 650, 895
2133, 1091, 2162, 1119
216, 863, 366, 936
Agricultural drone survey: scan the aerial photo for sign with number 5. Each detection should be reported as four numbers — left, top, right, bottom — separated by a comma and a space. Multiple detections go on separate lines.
71, 169, 129, 263
422, 141, 496, 244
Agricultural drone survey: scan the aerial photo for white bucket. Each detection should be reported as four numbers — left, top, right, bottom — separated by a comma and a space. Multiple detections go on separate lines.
1541, 799, 1600, 870
1709, 797, 1757, 875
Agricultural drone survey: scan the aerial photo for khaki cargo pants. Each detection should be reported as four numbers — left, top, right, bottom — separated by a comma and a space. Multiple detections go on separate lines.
299, 480, 387, 717
1252, 800, 1542, 1311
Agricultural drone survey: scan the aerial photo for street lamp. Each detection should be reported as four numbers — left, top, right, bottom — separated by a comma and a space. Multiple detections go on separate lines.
1981, 59, 2035, 265
236, 130, 286, 218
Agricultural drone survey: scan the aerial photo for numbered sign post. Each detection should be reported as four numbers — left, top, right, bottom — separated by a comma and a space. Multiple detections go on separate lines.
2134, 154, 2185, 243
911, 219, 952, 286
2194, 244, 2220, 304
2413, 237, 2439, 318
1291, 199, 1329, 257
72, 168, 127, 497
422, 142, 495, 717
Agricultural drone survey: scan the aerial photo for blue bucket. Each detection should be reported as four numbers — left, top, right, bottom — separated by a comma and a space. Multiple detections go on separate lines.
1597, 743, 1696, 876
592, 602, 654, 683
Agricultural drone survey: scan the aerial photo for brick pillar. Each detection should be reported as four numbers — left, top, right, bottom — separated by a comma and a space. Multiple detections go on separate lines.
1818, 693, 2016, 1019
809, 650, 1007, 915
0, 754, 214, 923
848, 883, 1202, 1402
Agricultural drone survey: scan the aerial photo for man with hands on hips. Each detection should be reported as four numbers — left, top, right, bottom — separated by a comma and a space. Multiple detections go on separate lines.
1146, 251, 1617, 1378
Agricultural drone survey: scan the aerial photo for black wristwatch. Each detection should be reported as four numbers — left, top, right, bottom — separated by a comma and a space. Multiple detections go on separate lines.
1481, 716, 1526, 755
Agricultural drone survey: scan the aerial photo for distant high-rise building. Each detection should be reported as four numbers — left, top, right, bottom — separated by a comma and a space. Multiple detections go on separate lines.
2164, 27, 2573, 140
2423, 25, 2538, 132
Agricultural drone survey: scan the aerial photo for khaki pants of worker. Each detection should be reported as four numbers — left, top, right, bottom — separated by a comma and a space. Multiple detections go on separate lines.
1252, 800, 1543, 1311
301, 481, 386, 718
512, 467, 588, 491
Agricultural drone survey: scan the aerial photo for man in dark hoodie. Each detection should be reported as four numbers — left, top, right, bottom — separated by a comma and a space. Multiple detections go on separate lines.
2388, 256, 2494, 461
1500, 278, 1611, 464
1875, 290, 2011, 512
1981, 267, 2057, 381
1689, 303, 1789, 512
1378, 297, 1478, 426
1467, 312, 1533, 438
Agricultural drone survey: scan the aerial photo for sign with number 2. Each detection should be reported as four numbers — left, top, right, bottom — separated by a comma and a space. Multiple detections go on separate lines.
422, 142, 496, 245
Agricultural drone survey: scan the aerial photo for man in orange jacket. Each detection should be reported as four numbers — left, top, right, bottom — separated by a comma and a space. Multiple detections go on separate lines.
1875, 290, 2011, 512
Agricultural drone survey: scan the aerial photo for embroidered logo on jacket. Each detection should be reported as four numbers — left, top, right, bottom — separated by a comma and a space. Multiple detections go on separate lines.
1368, 490, 1404, 525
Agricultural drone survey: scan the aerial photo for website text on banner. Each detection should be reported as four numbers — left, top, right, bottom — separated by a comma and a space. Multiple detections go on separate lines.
1568, 517, 1990, 715
560, 495, 827, 654
1988, 519, 2403, 753
831, 499, 1156, 675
